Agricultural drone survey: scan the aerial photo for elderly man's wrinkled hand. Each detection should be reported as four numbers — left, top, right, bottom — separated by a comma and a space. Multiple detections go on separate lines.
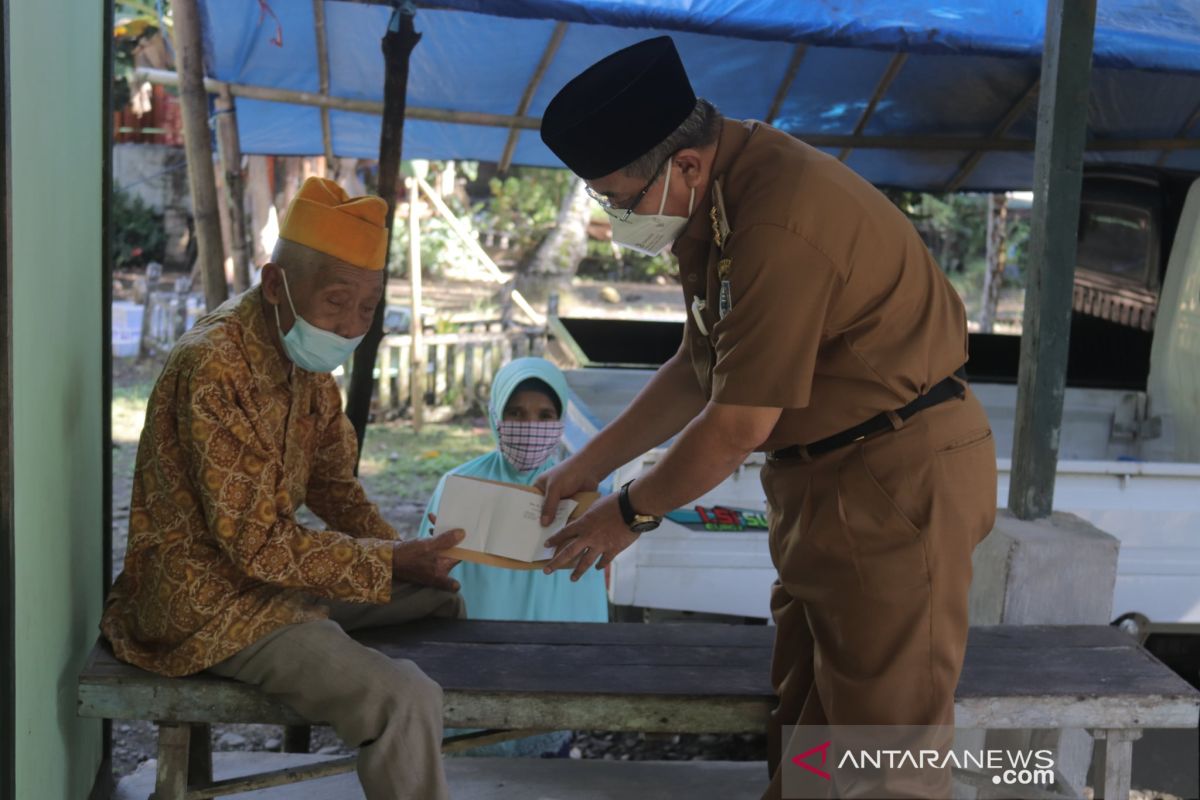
542, 492, 638, 581
392, 530, 464, 592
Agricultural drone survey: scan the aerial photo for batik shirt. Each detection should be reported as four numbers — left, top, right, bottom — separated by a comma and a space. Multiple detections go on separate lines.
101, 286, 395, 677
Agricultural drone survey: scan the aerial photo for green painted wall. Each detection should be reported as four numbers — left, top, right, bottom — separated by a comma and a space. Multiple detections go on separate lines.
11, 0, 105, 795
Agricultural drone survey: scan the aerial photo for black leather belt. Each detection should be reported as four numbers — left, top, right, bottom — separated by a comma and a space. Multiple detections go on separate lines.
769, 367, 968, 462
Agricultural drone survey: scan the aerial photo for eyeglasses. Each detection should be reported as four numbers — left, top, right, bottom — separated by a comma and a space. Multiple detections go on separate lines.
585, 156, 672, 223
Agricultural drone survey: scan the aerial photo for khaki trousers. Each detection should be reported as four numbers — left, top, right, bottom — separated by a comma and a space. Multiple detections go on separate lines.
762, 389, 997, 799
209, 582, 466, 800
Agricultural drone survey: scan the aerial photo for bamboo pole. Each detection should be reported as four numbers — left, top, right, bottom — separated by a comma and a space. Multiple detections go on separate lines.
131, 67, 1200, 154
345, 4, 421, 458
133, 67, 539, 130
170, 0, 228, 311
838, 53, 908, 162
214, 87, 252, 293
498, 22, 568, 175
313, 0, 335, 165
409, 171, 426, 432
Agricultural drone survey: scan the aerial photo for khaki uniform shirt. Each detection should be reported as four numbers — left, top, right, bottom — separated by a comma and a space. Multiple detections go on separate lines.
674, 120, 968, 452
101, 287, 396, 677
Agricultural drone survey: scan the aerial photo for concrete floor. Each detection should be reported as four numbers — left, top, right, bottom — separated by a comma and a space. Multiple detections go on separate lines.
115, 752, 770, 799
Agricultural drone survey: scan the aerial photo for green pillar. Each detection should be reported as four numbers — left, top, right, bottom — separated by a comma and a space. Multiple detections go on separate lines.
1009, 0, 1098, 520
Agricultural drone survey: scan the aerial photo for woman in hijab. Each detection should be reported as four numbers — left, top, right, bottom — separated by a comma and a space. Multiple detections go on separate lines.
420, 356, 608, 623
420, 357, 607, 758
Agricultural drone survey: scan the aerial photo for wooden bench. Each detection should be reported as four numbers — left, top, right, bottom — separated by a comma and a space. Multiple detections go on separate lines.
78, 622, 1199, 800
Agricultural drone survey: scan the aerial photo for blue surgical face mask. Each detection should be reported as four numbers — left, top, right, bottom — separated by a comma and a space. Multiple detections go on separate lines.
273, 270, 364, 373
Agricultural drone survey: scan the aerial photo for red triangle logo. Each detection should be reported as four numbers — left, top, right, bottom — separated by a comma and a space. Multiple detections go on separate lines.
791, 740, 833, 780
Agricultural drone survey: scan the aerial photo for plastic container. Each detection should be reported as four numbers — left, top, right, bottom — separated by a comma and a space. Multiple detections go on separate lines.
112, 301, 144, 359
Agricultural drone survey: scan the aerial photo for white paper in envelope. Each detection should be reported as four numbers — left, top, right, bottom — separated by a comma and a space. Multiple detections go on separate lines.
432, 474, 578, 563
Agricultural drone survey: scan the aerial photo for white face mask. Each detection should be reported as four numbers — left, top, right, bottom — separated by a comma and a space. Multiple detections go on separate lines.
609, 163, 695, 257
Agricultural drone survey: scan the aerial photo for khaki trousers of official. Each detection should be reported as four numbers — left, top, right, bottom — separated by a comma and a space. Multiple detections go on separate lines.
762, 389, 997, 800
209, 582, 466, 800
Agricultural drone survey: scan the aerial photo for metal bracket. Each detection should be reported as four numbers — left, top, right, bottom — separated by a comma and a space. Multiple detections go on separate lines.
1111, 393, 1162, 442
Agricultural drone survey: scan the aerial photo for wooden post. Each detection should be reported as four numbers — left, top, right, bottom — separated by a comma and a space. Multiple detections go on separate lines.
1008, 0, 1097, 520
378, 340, 393, 410
979, 193, 1008, 333
170, 0, 228, 312
344, 4, 421, 459
214, 87, 252, 293
409, 170, 426, 432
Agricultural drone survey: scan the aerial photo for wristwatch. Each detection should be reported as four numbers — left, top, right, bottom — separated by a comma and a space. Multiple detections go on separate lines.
618, 480, 662, 534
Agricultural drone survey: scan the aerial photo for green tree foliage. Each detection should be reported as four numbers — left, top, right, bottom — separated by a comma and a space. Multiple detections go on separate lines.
484, 167, 576, 255
112, 186, 166, 269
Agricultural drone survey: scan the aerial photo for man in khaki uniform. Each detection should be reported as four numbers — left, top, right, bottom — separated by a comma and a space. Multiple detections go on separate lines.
536, 37, 997, 798
102, 177, 466, 800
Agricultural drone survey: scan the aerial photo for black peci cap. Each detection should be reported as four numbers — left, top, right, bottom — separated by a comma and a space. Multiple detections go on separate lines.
539, 36, 696, 180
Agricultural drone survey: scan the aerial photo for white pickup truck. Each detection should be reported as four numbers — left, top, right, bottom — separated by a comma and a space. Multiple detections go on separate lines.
555, 168, 1200, 665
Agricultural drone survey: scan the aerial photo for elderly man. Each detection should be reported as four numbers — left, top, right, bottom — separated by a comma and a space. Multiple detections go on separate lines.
536, 38, 997, 798
102, 177, 465, 800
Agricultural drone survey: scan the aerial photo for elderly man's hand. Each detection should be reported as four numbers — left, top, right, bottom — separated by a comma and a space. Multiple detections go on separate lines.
541, 492, 638, 581
392, 530, 464, 592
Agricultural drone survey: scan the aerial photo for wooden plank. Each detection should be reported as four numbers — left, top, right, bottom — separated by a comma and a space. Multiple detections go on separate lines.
434, 343, 448, 406
377, 343, 392, 410
966, 624, 1133, 649
397, 342, 410, 408
186, 723, 211, 786
452, 344, 467, 411
353, 619, 774, 648
409, 173, 426, 431
1009, 0, 1098, 519
78, 624, 1200, 732
186, 755, 356, 799
155, 723, 191, 800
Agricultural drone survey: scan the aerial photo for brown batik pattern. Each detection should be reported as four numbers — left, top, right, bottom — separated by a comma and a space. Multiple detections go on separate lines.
101, 287, 396, 677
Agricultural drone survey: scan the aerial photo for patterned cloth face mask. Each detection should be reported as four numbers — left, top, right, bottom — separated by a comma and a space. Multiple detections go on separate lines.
497, 420, 565, 472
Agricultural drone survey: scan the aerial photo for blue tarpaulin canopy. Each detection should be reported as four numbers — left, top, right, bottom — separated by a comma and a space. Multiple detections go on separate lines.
193, 0, 1200, 190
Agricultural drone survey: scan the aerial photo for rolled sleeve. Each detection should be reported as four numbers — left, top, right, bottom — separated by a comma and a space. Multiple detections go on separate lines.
709, 224, 841, 409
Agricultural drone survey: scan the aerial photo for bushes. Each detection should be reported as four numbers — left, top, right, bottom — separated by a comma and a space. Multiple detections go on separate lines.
112, 186, 166, 269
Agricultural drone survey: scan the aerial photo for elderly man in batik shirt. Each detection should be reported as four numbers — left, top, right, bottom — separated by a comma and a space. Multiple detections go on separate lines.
102, 177, 466, 800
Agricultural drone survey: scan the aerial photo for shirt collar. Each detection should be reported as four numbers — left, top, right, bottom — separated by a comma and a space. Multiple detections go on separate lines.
236, 285, 293, 388
679, 118, 757, 247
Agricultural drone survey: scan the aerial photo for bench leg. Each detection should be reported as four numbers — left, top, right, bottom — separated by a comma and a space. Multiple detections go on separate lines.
1091, 728, 1142, 799
151, 723, 190, 800
283, 724, 312, 753
187, 723, 212, 787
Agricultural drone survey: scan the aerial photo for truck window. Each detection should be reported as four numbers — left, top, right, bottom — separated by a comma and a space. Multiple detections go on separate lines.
1077, 202, 1154, 285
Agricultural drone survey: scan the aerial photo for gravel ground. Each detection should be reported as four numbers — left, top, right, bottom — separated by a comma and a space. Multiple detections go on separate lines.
113, 719, 766, 781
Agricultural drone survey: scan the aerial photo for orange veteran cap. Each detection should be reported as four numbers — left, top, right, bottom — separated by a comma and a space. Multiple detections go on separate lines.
279, 177, 388, 270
